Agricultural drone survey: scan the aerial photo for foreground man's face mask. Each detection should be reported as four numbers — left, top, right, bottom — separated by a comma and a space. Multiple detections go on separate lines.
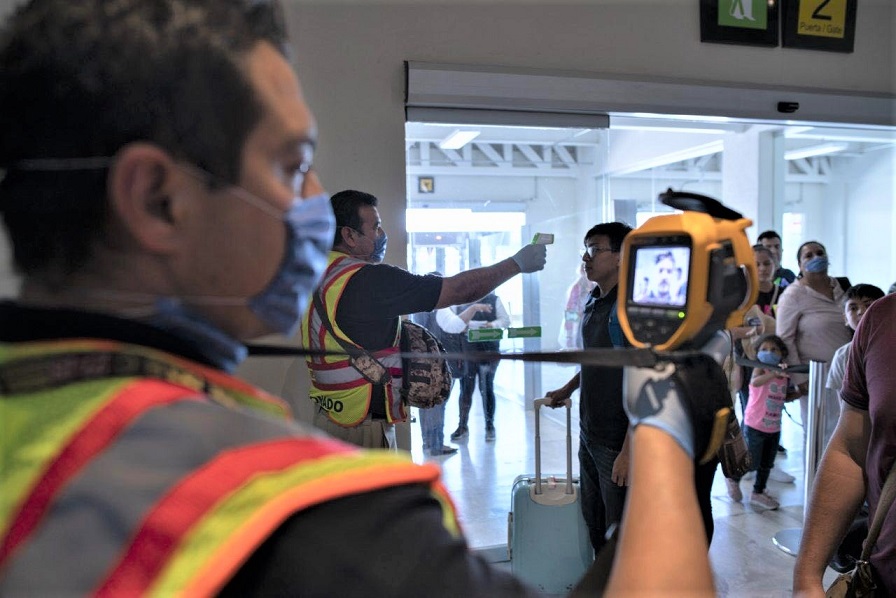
177, 163, 336, 336
9, 157, 335, 367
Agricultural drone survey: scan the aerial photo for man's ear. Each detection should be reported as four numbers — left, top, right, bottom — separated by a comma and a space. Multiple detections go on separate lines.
108, 143, 181, 254
338, 225, 355, 249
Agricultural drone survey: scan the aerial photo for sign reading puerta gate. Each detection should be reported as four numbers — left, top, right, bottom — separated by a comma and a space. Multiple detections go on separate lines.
782, 0, 857, 53
700, 0, 857, 53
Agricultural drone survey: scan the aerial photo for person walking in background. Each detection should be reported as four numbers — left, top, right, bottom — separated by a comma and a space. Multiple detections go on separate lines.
413, 286, 491, 457
451, 291, 509, 442
776, 240, 852, 448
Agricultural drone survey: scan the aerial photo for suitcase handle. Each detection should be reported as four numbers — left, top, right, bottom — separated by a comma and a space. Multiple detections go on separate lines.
533, 397, 573, 496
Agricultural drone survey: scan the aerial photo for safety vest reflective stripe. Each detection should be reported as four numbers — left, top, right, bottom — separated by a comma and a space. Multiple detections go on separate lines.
98, 436, 437, 597
0, 378, 201, 567
1, 348, 455, 596
302, 252, 405, 425
302, 254, 368, 365
161, 451, 447, 597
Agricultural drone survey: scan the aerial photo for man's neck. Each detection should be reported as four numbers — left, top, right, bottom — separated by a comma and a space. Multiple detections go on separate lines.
595, 275, 619, 298
333, 245, 371, 263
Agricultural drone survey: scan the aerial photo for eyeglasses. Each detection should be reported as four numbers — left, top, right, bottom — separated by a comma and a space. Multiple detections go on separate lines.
582, 245, 615, 259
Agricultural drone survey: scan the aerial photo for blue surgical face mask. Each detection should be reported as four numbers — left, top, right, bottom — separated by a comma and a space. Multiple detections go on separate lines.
9, 158, 335, 364
756, 350, 780, 366
804, 256, 829, 273
248, 191, 335, 334
370, 232, 388, 263
142, 192, 334, 369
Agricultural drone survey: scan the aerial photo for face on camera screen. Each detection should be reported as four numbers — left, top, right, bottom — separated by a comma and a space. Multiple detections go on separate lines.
632, 246, 691, 308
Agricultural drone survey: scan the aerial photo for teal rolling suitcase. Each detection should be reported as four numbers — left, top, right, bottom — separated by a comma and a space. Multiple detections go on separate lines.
507, 398, 593, 594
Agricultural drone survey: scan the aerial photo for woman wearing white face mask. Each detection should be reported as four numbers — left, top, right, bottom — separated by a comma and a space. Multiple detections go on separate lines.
775, 241, 853, 451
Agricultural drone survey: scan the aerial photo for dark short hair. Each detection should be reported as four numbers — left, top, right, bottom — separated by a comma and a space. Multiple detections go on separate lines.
755, 333, 789, 360
0, 0, 289, 279
583, 222, 633, 252
331, 190, 378, 246
757, 230, 782, 243
845, 283, 885, 302
796, 240, 827, 264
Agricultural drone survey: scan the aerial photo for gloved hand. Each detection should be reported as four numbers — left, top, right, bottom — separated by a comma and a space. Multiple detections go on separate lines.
511, 244, 547, 273
623, 353, 731, 463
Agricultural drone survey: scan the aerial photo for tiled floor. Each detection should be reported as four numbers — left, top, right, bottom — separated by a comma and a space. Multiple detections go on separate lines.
407, 366, 840, 597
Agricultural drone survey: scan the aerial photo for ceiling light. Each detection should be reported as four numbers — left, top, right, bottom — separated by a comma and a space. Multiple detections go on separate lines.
784, 142, 849, 160
438, 130, 481, 150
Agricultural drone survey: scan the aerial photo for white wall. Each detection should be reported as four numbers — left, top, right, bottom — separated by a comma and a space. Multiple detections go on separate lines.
287, 1, 894, 274
1, 0, 893, 402
839, 149, 896, 291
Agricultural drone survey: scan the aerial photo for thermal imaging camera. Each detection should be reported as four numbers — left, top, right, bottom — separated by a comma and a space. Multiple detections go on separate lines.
617, 190, 757, 351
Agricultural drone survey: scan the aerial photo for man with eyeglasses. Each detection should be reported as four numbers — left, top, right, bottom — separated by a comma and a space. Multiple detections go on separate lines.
546, 221, 634, 553
303, 189, 546, 449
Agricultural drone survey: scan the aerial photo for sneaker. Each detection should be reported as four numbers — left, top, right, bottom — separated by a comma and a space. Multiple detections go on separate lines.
450, 427, 468, 441
777, 444, 787, 454
750, 490, 780, 510
485, 427, 496, 442
768, 467, 796, 483
429, 446, 458, 457
726, 478, 743, 502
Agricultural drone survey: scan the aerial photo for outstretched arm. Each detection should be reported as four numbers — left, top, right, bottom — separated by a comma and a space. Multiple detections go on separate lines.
435, 245, 546, 308
605, 427, 713, 597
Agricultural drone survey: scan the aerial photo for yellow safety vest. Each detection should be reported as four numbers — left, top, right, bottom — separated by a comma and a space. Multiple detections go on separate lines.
302, 252, 407, 426
0, 339, 456, 596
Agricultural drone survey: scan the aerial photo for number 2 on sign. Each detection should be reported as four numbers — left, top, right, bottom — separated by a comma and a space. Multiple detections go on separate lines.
811, 0, 832, 20
797, 0, 847, 39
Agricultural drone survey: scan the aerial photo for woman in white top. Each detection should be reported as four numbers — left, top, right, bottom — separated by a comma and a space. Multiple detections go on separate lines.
776, 241, 852, 448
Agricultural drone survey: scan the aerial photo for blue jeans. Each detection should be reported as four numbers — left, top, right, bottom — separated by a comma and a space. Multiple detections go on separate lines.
740, 425, 780, 493
579, 440, 627, 552
419, 402, 447, 454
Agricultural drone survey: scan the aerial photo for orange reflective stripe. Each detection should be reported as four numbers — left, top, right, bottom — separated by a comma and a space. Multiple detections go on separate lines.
95, 438, 445, 597
94, 437, 354, 596
0, 379, 201, 569
181, 459, 446, 597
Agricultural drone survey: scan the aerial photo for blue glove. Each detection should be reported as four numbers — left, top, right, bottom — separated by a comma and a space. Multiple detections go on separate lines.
511, 244, 547, 273
624, 363, 695, 459
623, 354, 731, 463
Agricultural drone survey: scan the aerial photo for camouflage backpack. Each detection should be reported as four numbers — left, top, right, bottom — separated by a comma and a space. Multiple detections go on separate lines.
399, 320, 452, 409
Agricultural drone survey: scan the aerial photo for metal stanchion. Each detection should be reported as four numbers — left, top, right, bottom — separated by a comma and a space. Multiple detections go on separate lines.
773, 360, 828, 556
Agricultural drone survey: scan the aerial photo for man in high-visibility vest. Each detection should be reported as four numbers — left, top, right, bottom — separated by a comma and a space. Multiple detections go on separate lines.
303, 189, 547, 449
0, 1, 541, 595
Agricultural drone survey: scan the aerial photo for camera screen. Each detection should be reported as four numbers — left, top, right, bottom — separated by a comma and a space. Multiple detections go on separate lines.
631, 246, 691, 308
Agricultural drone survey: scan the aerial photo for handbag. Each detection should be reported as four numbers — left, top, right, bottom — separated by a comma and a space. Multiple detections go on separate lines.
717, 409, 753, 478
312, 292, 451, 409
825, 459, 896, 598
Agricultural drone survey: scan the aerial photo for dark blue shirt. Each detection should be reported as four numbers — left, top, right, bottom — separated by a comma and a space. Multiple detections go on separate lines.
579, 285, 629, 450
